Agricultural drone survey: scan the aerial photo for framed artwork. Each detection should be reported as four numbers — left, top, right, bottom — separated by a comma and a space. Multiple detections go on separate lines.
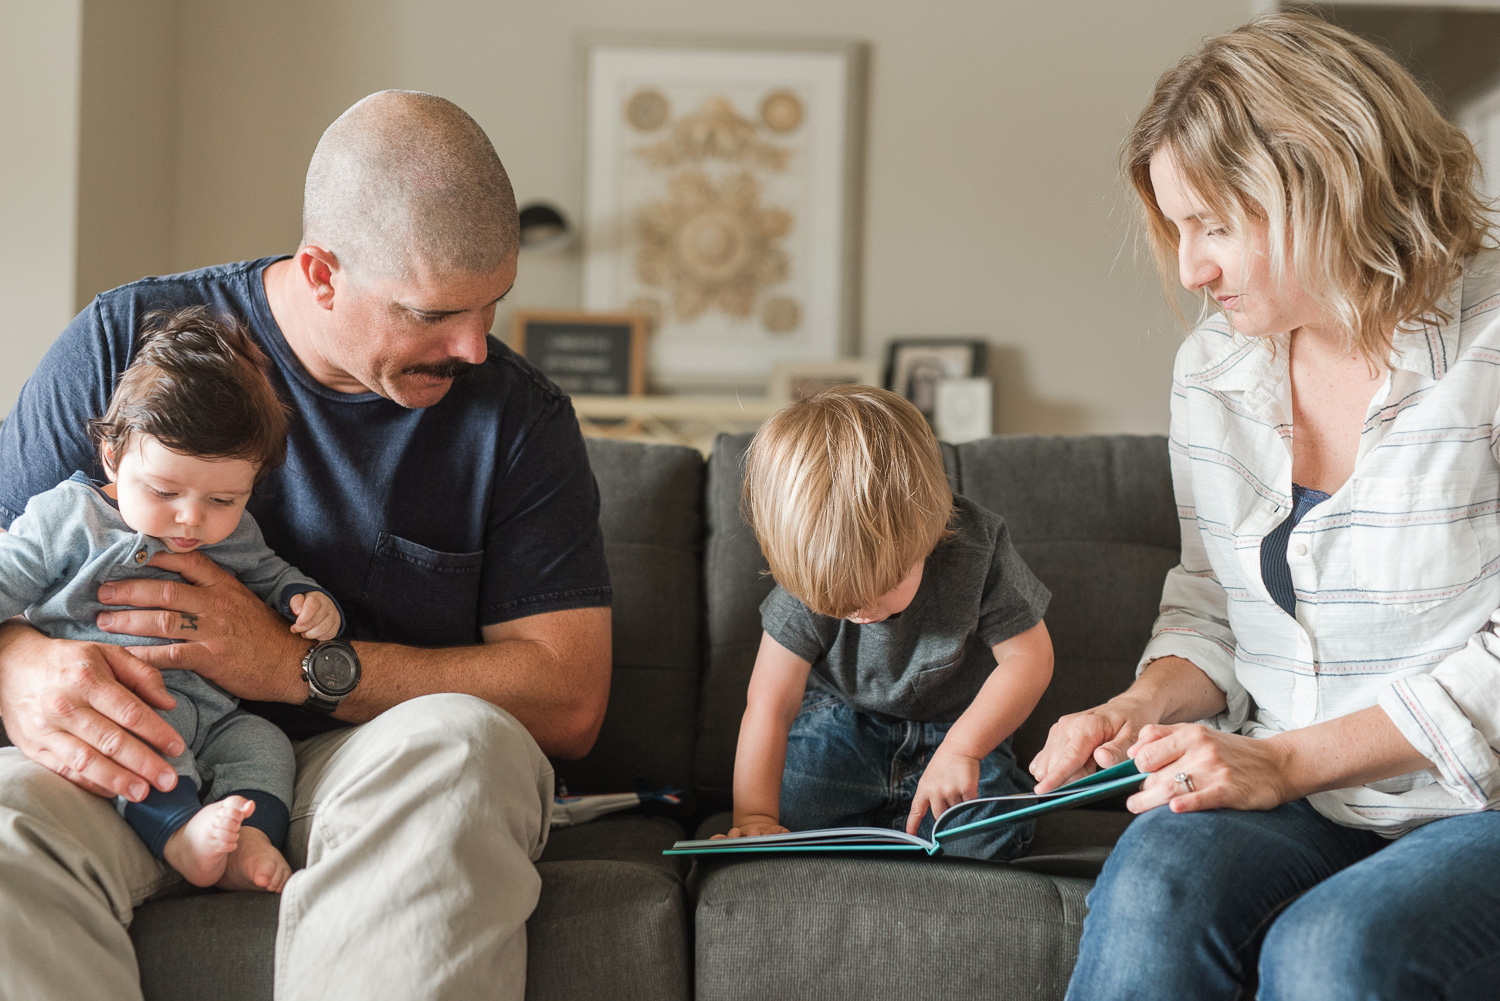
512, 309, 647, 396
885, 339, 988, 419
768, 358, 881, 403
582, 36, 867, 387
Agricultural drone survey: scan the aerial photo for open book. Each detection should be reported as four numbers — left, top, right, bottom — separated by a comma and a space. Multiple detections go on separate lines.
665, 758, 1145, 857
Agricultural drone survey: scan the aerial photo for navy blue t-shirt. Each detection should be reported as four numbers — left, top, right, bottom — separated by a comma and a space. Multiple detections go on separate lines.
0, 257, 612, 738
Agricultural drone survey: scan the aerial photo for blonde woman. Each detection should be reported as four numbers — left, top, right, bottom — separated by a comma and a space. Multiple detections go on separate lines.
1029, 13, 1500, 999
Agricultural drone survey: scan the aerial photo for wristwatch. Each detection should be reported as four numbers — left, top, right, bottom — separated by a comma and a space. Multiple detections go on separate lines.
301, 639, 362, 714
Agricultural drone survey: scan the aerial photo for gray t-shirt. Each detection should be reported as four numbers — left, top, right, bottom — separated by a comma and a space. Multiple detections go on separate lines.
759, 493, 1050, 723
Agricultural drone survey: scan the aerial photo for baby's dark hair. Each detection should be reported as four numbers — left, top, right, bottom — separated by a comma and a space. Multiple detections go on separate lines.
89, 306, 289, 482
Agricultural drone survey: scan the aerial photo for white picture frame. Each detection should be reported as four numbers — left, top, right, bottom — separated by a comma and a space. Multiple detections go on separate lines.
582, 36, 866, 388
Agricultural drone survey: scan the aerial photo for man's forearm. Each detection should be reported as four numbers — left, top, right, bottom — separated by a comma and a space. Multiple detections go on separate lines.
335, 640, 597, 754
321, 608, 612, 759
0, 618, 46, 668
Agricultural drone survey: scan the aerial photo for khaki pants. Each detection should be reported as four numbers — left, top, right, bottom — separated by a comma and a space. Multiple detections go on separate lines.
0, 693, 554, 1000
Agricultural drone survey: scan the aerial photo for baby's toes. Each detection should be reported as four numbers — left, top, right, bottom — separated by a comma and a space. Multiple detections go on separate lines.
266, 858, 292, 893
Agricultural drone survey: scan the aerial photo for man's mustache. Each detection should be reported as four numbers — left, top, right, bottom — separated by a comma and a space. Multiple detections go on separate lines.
402, 358, 477, 380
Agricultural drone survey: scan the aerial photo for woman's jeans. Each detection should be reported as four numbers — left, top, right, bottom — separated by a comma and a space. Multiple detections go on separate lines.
778, 683, 1033, 860
1067, 799, 1500, 1000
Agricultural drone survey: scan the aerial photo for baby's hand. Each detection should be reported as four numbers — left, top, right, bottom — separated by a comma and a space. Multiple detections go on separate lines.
907, 745, 982, 835
289, 592, 341, 641
713, 814, 790, 839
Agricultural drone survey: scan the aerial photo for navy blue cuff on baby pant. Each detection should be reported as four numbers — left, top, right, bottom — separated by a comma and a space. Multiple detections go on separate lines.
123, 778, 203, 859
123, 781, 292, 858
227, 788, 290, 849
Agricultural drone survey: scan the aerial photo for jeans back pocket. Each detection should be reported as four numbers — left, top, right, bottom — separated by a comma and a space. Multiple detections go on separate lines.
360, 533, 484, 646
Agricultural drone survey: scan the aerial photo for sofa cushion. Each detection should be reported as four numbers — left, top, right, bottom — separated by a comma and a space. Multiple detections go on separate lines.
540, 813, 686, 878
1012, 807, 1137, 879
528, 859, 691, 1001
560, 439, 705, 802
696, 433, 774, 809
127, 816, 688, 1001
131, 892, 278, 1001
692, 856, 1090, 1001
950, 435, 1177, 766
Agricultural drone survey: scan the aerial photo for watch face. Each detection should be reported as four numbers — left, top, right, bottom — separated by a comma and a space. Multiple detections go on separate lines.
310, 644, 360, 696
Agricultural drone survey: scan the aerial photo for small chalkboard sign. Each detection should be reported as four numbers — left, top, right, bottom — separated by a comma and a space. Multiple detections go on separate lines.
512, 310, 647, 396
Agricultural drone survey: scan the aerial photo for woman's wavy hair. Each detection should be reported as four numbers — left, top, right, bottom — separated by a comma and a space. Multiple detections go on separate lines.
742, 385, 953, 620
1124, 11, 1491, 365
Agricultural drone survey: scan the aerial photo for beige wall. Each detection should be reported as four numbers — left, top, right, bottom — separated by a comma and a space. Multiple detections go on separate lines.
75, 0, 178, 311
48, 0, 1259, 432
0, 0, 81, 417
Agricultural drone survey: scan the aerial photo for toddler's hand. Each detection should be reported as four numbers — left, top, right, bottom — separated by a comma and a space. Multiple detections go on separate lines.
907, 745, 982, 835
713, 814, 790, 839
289, 592, 341, 641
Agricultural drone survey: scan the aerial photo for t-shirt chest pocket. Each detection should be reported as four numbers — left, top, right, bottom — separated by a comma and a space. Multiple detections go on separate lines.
361, 533, 483, 645
1350, 473, 1488, 613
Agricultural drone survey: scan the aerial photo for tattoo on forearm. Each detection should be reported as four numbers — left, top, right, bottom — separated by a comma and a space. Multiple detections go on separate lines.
179, 613, 199, 631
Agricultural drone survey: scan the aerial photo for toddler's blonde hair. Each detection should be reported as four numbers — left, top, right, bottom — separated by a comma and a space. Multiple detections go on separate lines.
742, 385, 953, 619
1124, 11, 1490, 367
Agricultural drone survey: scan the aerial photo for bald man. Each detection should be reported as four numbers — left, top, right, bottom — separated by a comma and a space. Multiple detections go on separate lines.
0, 92, 612, 1000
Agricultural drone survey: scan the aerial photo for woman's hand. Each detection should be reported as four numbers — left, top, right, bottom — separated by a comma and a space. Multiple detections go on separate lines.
1029, 694, 1158, 793
1030, 656, 1229, 793
1126, 723, 1296, 813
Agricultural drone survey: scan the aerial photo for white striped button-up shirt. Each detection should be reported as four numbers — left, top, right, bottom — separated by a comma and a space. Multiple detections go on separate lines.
1140, 251, 1500, 835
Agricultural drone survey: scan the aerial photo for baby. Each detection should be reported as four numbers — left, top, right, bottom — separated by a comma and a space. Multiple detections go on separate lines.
725, 385, 1054, 858
0, 306, 341, 891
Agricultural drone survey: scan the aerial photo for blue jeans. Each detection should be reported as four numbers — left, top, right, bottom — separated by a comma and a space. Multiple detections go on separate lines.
779, 683, 1033, 860
1067, 799, 1500, 1000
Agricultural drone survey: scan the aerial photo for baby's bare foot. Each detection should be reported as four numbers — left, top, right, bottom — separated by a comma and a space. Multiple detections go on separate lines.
162, 795, 254, 888
217, 825, 292, 893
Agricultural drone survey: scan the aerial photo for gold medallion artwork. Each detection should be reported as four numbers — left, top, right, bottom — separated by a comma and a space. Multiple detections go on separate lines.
636, 170, 791, 321
625, 89, 805, 332
625, 89, 670, 132
762, 295, 801, 334
760, 91, 804, 133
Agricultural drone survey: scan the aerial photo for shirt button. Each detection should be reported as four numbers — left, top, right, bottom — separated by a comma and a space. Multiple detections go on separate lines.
134, 548, 149, 563
1293, 543, 1308, 557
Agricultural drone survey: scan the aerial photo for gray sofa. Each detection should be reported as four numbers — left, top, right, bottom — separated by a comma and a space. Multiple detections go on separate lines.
5, 431, 1179, 1000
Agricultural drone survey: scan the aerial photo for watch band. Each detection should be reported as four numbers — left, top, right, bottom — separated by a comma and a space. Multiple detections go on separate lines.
303, 691, 342, 714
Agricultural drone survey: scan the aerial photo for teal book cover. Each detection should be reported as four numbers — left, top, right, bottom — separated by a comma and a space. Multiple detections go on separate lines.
665, 758, 1146, 857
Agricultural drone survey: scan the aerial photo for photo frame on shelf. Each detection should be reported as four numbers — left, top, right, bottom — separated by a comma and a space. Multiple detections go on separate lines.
582, 35, 867, 388
512, 309, 647, 396
769, 358, 881, 403
885, 339, 988, 420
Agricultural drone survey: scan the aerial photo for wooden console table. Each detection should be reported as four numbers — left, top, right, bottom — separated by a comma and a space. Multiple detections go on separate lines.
571, 395, 782, 454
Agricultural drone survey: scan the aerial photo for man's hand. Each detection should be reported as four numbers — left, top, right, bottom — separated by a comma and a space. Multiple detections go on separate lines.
0, 625, 184, 800
289, 591, 341, 641
96, 550, 309, 704
716, 813, 790, 839
908, 744, 982, 835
